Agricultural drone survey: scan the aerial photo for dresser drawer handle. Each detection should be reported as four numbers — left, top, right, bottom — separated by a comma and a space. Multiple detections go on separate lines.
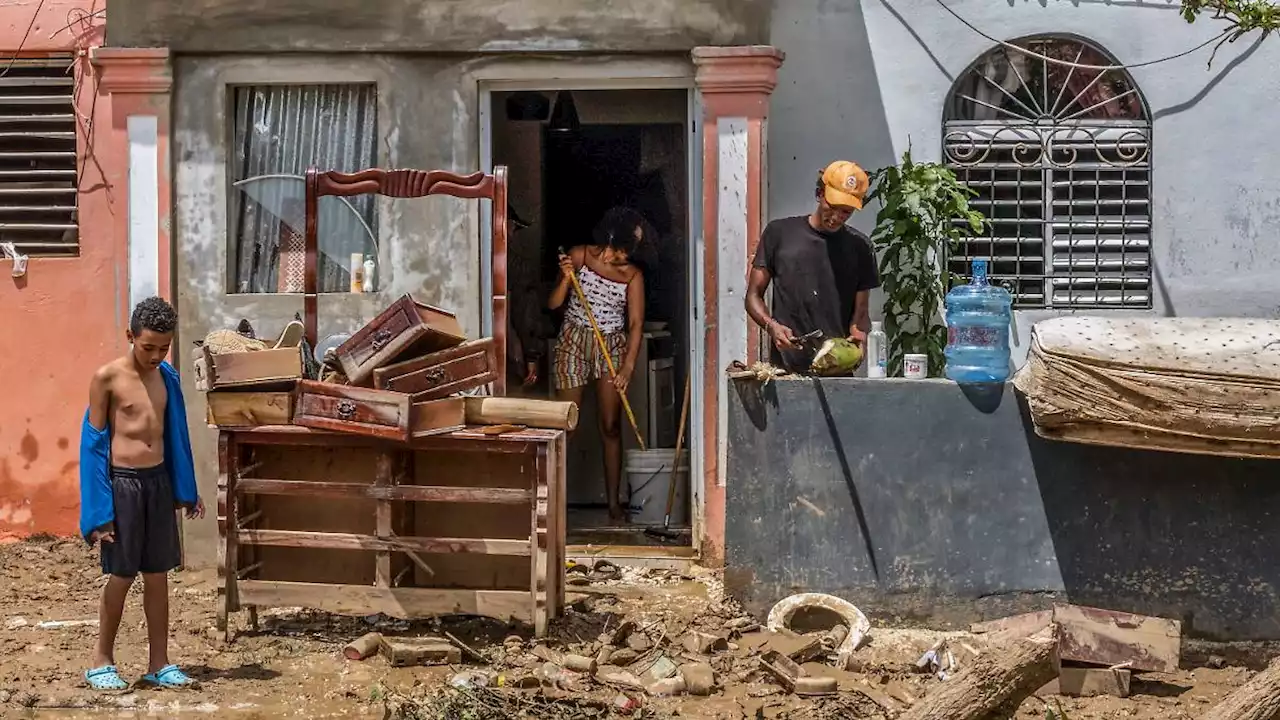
336, 400, 357, 419
370, 328, 393, 351
423, 368, 447, 386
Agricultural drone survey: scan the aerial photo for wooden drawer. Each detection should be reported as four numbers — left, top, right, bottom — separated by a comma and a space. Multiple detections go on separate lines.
193, 345, 302, 391
335, 294, 467, 386
292, 381, 412, 441
410, 397, 467, 438
206, 390, 294, 428
372, 338, 497, 401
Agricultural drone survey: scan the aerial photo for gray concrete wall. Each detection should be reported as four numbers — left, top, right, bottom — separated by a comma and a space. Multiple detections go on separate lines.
767, 0, 1280, 365
726, 378, 1280, 641
108, 0, 770, 53
172, 54, 694, 565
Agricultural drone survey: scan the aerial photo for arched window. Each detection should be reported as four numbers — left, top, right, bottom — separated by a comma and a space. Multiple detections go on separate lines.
944, 36, 1151, 309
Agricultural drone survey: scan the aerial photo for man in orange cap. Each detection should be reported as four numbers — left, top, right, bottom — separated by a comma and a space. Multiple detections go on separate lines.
745, 160, 879, 373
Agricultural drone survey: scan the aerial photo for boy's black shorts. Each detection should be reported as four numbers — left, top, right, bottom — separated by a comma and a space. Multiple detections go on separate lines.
100, 465, 182, 578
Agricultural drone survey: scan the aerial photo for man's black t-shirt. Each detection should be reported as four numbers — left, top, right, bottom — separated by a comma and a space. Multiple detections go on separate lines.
752, 216, 880, 372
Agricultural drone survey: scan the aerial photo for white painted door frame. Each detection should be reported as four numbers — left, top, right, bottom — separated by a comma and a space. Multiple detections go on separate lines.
477, 76, 704, 551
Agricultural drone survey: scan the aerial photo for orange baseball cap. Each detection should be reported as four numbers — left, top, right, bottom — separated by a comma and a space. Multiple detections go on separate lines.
820, 160, 869, 211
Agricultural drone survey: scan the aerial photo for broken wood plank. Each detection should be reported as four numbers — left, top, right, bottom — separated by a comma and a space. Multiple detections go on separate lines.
1041, 667, 1132, 698
900, 628, 1059, 720
1054, 603, 1181, 673
236, 478, 532, 504
237, 529, 531, 556
237, 581, 532, 623
970, 610, 1053, 644
1203, 655, 1280, 720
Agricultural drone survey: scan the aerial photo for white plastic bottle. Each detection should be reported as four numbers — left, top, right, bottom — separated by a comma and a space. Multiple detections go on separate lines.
866, 321, 888, 378
363, 258, 376, 292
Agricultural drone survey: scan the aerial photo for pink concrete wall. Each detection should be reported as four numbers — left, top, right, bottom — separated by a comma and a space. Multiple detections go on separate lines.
0, 1, 120, 541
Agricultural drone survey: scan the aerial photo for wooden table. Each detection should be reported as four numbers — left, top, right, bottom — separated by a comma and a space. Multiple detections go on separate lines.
215, 424, 566, 640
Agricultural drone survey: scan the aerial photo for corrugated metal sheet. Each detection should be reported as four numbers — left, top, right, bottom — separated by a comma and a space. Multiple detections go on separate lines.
230, 84, 377, 293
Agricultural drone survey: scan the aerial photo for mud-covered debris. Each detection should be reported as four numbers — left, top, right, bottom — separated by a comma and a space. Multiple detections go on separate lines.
682, 662, 715, 696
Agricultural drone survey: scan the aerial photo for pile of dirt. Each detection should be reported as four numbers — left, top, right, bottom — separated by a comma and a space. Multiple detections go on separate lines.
0, 537, 1271, 719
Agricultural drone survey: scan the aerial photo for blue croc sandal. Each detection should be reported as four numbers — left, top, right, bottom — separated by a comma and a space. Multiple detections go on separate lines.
141, 665, 196, 689
85, 665, 129, 691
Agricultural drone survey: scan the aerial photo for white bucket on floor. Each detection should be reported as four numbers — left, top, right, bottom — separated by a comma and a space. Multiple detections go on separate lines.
625, 449, 690, 526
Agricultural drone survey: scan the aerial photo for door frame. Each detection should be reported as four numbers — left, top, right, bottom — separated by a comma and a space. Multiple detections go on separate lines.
477, 68, 704, 556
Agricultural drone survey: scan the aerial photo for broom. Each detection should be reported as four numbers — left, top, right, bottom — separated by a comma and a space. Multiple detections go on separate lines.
645, 372, 691, 542
558, 247, 645, 450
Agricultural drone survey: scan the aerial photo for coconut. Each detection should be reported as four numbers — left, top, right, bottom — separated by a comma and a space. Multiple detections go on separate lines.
809, 338, 864, 376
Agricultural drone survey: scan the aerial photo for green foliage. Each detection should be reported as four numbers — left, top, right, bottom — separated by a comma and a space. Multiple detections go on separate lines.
867, 146, 984, 377
1181, 0, 1280, 65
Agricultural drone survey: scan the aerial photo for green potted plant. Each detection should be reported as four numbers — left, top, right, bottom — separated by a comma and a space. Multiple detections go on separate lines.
867, 146, 987, 377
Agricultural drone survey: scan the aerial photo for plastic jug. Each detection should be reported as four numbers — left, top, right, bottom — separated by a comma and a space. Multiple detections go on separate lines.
944, 259, 1012, 384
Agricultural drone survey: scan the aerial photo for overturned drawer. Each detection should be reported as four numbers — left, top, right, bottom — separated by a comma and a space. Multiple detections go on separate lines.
410, 397, 467, 438
335, 294, 467, 387
193, 345, 302, 391
292, 381, 412, 441
206, 390, 294, 428
372, 338, 497, 401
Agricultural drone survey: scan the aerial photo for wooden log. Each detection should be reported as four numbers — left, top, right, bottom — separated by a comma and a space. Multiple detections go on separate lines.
1203, 656, 1280, 720
899, 629, 1058, 720
464, 397, 578, 431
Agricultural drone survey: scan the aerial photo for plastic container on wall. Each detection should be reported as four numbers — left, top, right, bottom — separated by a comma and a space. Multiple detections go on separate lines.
944, 259, 1012, 384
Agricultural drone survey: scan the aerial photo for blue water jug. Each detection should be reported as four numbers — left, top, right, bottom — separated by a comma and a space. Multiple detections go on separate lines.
944, 259, 1012, 384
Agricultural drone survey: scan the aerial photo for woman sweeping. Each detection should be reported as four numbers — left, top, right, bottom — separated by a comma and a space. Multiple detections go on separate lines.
549, 207, 649, 524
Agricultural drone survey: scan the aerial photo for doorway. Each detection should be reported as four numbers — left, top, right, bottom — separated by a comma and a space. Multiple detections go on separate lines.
488, 88, 696, 552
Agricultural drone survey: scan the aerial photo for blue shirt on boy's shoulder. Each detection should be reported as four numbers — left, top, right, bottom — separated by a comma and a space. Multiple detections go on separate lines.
78, 361, 200, 543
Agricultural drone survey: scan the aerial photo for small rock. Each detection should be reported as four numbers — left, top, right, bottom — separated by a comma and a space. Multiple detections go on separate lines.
4, 617, 27, 630
646, 676, 686, 697
610, 621, 637, 646
15, 692, 39, 708
627, 633, 653, 652
724, 617, 755, 630
609, 648, 639, 666
682, 662, 716, 696
683, 631, 729, 655
0, 689, 11, 704
1207, 655, 1226, 669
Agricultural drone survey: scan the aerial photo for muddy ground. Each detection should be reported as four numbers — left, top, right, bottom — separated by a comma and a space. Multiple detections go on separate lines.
0, 536, 1274, 719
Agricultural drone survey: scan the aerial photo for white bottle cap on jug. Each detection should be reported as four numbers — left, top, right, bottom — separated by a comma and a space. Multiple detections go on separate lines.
871, 321, 882, 331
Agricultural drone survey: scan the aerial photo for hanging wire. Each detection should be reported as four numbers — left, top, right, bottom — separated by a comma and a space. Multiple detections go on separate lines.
930, 0, 1234, 70
0, 0, 48, 78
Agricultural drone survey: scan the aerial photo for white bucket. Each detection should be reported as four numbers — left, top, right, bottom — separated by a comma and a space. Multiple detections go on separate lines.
625, 449, 690, 526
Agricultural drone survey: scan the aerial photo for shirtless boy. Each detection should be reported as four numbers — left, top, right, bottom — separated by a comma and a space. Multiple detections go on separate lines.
80, 296, 204, 691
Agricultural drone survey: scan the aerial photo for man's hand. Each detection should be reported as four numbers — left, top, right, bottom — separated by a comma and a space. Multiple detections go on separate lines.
847, 326, 868, 347
182, 497, 206, 520
768, 320, 799, 351
91, 523, 115, 545
613, 362, 635, 394
523, 361, 539, 387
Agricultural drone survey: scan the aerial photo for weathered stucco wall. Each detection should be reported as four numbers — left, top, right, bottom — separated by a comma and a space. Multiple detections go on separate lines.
726, 378, 1280, 641
172, 54, 694, 565
0, 2, 119, 541
108, 0, 770, 53
768, 0, 1280, 365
